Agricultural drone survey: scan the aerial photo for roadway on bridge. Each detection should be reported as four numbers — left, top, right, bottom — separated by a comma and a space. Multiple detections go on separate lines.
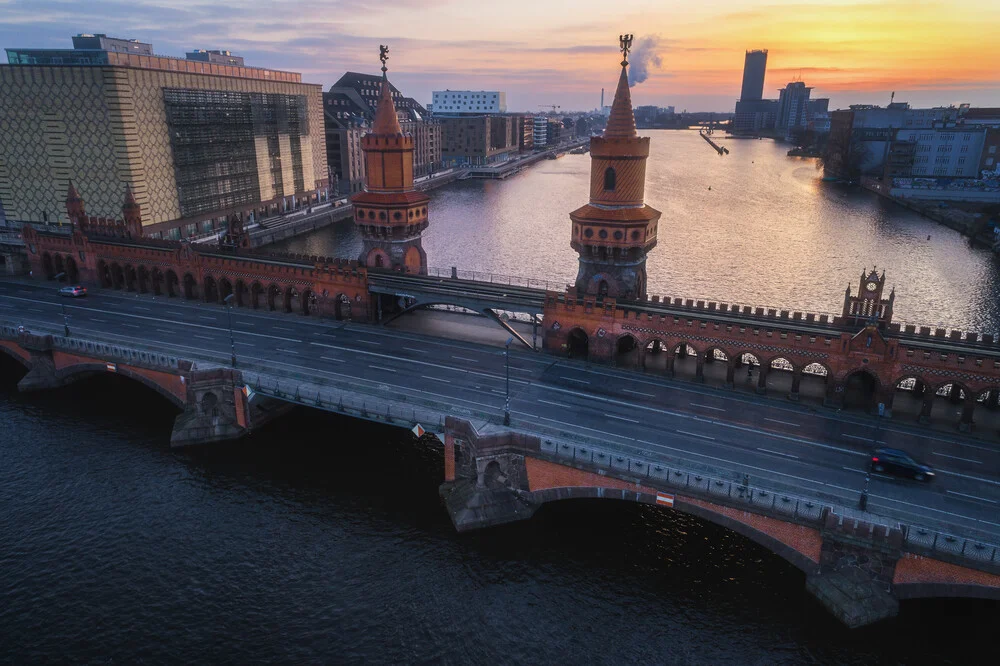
2, 280, 999, 543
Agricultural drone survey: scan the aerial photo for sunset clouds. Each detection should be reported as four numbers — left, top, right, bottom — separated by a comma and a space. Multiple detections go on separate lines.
1, 0, 996, 111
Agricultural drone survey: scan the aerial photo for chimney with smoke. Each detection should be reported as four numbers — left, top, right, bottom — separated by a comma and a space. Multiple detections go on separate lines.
627, 35, 662, 87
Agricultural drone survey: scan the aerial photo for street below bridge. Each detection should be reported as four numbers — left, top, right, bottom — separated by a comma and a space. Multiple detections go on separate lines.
2, 279, 1000, 544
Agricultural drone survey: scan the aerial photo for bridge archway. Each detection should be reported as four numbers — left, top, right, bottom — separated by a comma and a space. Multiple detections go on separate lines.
110, 263, 125, 290
137, 266, 150, 293
889, 376, 926, 422
124, 265, 137, 292
643, 338, 669, 374
300, 289, 314, 316
41, 252, 55, 279
165, 270, 179, 298
972, 387, 1000, 434
250, 282, 263, 309
182, 273, 198, 300
702, 347, 730, 387
53, 254, 65, 280
670, 342, 698, 381
734, 352, 765, 393
614, 334, 640, 369
203, 276, 218, 303
566, 328, 589, 360
54, 363, 185, 410
767, 357, 796, 397
218, 278, 233, 304
335, 293, 352, 321
65, 256, 79, 283
234, 280, 247, 308
800, 362, 830, 405
267, 284, 281, 311
97, 260, 112, 288
842, 369, 880, 413
284, 286, 298, 313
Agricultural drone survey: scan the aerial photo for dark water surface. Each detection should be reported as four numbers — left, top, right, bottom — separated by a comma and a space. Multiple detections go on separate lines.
1, 361, 996, 664
275, 131, 1000, 334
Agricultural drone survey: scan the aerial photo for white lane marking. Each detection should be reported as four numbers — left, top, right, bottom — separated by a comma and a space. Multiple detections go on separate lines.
936, 468, 1000, 488
843, 434, 883, 443
198, 316, 218, 321
403, 347, 427, 354
368, 364, 397, 373
133, 306, 151, 311
947, 491, 998, 505
273, 326, 294, 332
422, 375, 451, 383
690, 403, 725, 412
931, 452, 981, 465
764, 418, 799, 427
194, 335, 216, 341
235, 341, 257, 347
276, 348, 300, 355
166, 311, 185, 316
870, 493, 1000, 528
604, 413, 640, 423
623, 388, 655, 397
757, 448, 799, 459
121, 324, 140, 329
155, 328, 174, 334
451, 355, 478, 363
17, 289, 32, 294
90, 318, 106, 323
676, 430, 715, 441
357, 339, 382, 346
319, 356, 345, 363
561, 377, 590, 384
491, 389, 506, 395
536, 398, 569, 408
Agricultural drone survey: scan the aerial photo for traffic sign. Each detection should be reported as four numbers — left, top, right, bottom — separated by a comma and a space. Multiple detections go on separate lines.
411, 423, 426, 438
656, 492, 675, 507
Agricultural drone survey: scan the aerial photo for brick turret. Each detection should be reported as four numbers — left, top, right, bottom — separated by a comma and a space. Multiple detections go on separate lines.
570, 35, 661, 301
350, 45, 430, 274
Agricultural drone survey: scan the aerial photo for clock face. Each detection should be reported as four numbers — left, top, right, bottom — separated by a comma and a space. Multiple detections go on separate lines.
866, 281, 878, 292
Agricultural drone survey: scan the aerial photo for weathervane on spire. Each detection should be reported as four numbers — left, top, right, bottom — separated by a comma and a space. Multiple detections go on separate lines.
379, 44, 389, 75
619, 34, 633, 66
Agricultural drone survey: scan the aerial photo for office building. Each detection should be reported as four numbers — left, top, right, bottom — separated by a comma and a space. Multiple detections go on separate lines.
0, 34, 327, 237
740, 50, 768, 102
6, 32, 152, 65
431, 90, 506, 115
533, 116, 549, 147
776, 82, 812, 132
885, 128, 987, 178
440, 115, 517, 166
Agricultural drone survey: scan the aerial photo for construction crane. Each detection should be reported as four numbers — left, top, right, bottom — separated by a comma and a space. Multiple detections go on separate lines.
538, 104, 561, 113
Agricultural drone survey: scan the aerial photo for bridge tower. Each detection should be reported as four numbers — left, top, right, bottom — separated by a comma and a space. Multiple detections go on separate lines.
570, 35, 661, 301
122, 184, 142, 238
842, 266, 894, 329
351, 45, 430, 274
65, 181, 85, 225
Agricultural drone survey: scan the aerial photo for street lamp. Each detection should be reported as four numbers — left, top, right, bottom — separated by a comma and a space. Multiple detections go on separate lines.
223, 293, 236, 368
53, 272, 70, 336
504, 336, 513, 426
859, 401, 885, 511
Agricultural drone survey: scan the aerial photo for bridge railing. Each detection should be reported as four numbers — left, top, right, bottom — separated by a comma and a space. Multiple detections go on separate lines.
424, 266, 568, 292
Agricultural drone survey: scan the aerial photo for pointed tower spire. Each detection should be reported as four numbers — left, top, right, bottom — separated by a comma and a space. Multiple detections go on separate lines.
65, 180, 86, 223
371, 45, 402, 136
568, 34, 660, 302
604, 37, 637, 139
121, 184, 142, 238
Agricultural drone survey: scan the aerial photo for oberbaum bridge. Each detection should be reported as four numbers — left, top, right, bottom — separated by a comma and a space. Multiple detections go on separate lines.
4, 40, 1000, 628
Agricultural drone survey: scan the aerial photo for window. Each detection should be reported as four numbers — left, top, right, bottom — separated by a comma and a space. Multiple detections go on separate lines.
963, 133, 972, 140
957, 157, 966, 165
961, 145, 969, 153
603, 167, 616, 191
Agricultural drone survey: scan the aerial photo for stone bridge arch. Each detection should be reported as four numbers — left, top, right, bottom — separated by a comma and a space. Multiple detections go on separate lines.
53, 362, 186, 410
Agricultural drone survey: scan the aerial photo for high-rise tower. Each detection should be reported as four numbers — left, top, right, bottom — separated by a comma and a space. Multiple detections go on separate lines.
570, 35, 661, 301
351, 45, 430, 273
740, 49, 768, 102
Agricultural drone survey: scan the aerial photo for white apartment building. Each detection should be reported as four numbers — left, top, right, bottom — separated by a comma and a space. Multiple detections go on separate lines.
532, 116, 548, 147
432, 90, 506, 114
894, 128, 987, 178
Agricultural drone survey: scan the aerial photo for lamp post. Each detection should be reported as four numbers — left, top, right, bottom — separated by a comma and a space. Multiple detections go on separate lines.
504, 336, 513, 426
53, 272, 70, 336
223, 293, 236, 368
859, 401, 885, 511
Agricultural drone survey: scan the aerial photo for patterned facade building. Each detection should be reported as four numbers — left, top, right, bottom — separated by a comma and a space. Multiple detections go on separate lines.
0, 54, 328, 239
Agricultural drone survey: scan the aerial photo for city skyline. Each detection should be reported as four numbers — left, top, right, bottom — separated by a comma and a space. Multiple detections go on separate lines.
1, 0, 998, 112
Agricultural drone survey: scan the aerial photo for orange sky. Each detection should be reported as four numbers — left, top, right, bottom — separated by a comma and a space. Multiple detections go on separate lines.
1, 0, 998, 111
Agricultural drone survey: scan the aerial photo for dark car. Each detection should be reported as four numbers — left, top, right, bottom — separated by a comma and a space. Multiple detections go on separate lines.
870, 447, 934, 482
58, 285, 87, 297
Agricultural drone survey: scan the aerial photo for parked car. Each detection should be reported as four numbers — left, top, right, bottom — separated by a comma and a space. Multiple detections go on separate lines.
870, 447, 934, 481
58, 285, 87, 298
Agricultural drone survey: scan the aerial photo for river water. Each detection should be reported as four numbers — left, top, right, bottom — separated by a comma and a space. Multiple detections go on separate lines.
4, 132, 1000, 664
276, 130, 1000, 334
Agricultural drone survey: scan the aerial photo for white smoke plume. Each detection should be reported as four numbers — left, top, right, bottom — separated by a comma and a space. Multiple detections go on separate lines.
628, 35, 663, 87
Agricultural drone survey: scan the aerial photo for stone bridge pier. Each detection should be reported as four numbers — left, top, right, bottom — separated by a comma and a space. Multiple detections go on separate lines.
3, 328, 287, 447
438, 417, 1000, 629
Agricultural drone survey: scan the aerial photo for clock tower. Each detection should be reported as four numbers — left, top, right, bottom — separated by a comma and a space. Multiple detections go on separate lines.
842, 267, 895, 328
569, 35, 661, 301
